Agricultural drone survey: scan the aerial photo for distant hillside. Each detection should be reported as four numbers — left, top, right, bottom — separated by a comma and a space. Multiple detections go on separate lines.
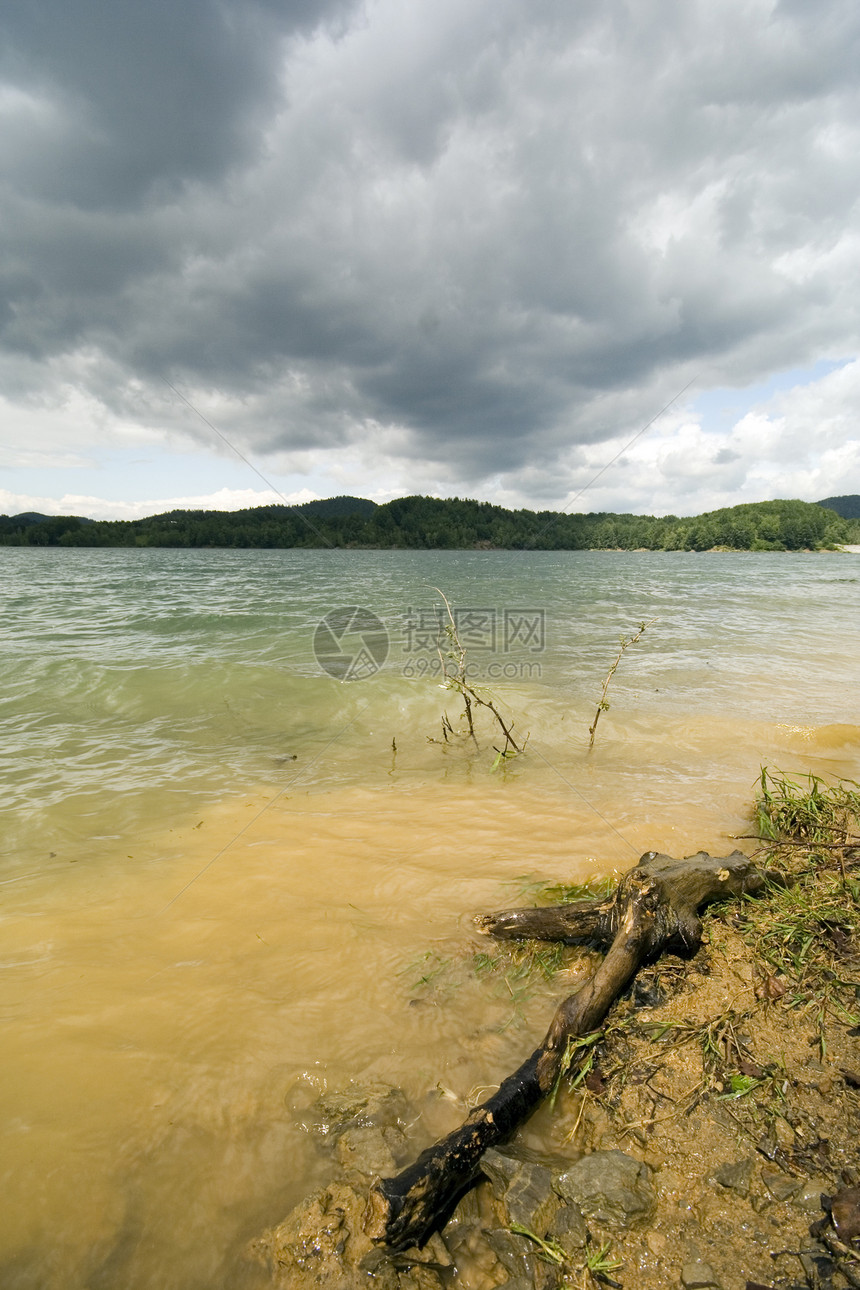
293, 495, 378, 518
1, 495, 854, 550
12, 511, 94, 525
12, 512, 53, 524
1, 513, 95, 542
817, 494, 860, 519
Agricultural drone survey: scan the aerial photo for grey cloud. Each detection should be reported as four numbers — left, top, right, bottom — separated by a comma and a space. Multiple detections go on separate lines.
1, 0, 859, 496
0, 0, 354, 207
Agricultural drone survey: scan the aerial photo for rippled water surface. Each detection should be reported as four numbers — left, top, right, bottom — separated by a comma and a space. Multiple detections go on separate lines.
1, 548, 859, 1288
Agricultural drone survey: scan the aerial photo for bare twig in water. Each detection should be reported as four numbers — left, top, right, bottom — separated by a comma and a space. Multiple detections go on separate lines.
433, 587, 526, 763
588, 619, 657, 748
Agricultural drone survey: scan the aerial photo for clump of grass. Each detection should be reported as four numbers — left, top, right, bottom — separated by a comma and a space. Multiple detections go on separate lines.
742, 768, 860, 1010
754, 767, 860, 846
466, 876, 609, 1024
510, 1225, 622, 1287
473, 939, 569, 983
401, 871, 610, 1015
585, 1239, 624, 1286
732, 767, 860, 1064
472, 941, 574, 1017
397, 949, 456, 993
400, 939, 576, 1012
509, 1223, 567, 1266
508, 873, 616, 905
552, 1028, 604, 1105
740, 879, 859, 985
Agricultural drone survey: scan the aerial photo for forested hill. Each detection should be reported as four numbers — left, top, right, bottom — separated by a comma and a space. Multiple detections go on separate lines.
1, 496, 855, 550
817, 494, 860, 519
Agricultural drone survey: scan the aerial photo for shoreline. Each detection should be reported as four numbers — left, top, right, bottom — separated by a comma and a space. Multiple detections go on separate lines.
260, 775, 860, 1290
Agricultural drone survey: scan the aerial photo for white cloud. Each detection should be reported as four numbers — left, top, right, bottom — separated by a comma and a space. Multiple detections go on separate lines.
551, 360, 860, 516
0, 486, 318, 522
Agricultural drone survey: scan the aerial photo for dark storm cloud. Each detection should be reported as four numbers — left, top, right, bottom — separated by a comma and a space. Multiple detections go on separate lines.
0, 0, 353, 206
1, 0, 859, 492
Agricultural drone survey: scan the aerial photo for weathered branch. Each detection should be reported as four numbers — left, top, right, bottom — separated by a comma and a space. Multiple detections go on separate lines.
368, 849, 765, 1252
474, 896, 614, 946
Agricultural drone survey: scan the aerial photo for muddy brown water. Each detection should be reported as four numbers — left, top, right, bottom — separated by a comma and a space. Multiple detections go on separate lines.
4, 727, 859, 1289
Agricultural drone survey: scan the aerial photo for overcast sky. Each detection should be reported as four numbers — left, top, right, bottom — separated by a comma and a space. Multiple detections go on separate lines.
1, 0, 859, 520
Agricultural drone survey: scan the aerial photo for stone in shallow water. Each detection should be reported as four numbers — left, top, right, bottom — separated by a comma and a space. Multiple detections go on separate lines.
484, 1228, 562, 1290
301, 1080, 411, 1140
546, 1202, 587, 1256
831, 1185, 860, 1241
482, 1147, 561, 1234
254, 1179, 448, 1290
554, 1149, 656, 1228
335, 1124, 407, 1176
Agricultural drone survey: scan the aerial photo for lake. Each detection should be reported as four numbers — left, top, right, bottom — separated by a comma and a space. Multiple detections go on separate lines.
1, 548, 859, 1288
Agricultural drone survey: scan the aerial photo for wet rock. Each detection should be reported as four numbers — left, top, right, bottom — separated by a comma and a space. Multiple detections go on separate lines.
793, 1179, 829, 1213
442, 1216, 509, 1285
830, 1185, 860, 1242
761, 1166, 801, 1201
482, 1147, 561, 1233
255, 1179, 447, 1289
335, 1124, 406, 1176
799, 1251, 834, 1287
680, 1260, 722, 1289
555, 1149, 656, 1228
404, 1272, 450, 1290
448, 1185, 486, 1227
546, 1202, 588, 1255
365, 1230, 453, 1275
632, 973, 665, 1009
711, 1157, 755, 1197
301, 1080, 411, 1140
485, 1227, 560, 1289
255, 1178, 453, 1290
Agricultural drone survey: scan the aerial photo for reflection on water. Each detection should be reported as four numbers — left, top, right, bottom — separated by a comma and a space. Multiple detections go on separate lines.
1, 549, 859, 1287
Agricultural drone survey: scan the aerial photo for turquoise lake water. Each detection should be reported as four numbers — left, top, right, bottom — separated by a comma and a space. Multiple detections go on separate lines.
2, 547, 859, 872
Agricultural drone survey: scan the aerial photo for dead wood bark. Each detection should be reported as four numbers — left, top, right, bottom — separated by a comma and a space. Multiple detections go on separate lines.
367, 849, 765, 1252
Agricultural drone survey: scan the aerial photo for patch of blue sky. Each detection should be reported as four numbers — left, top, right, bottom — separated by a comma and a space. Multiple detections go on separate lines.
4, 448, 244, 503
690, 357, 853, 434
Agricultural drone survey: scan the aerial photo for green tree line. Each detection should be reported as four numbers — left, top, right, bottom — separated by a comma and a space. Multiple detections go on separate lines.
0, 496, 856, 551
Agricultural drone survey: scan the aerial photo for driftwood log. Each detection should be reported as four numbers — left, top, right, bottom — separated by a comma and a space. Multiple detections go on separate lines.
367, 848, 766, 1252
